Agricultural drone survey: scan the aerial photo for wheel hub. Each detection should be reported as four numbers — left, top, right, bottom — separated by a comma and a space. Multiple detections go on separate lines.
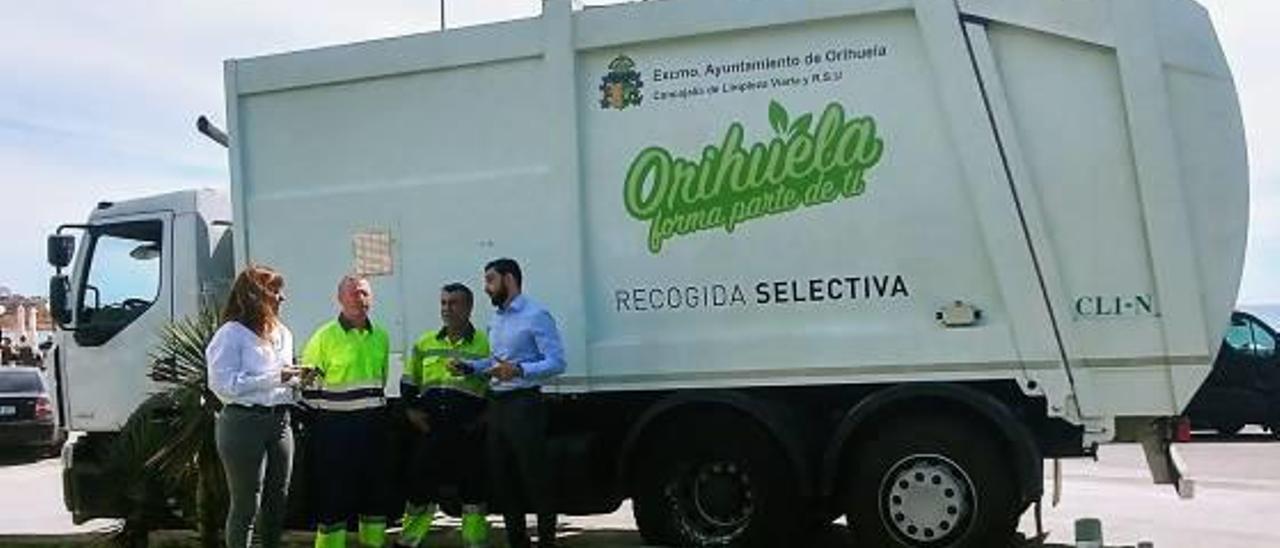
692, 462, 752, 527
881, 455, 974, 544
664, 460, 754, 542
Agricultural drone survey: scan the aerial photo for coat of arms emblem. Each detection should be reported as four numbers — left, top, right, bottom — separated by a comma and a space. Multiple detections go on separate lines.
600, 55, 643, 110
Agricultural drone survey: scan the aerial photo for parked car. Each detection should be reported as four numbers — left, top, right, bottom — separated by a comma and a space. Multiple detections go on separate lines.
0, 366, 63, 455
1184, 311, 1280, 437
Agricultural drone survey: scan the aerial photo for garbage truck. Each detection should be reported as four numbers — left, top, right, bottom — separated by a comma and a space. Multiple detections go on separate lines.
45, 0, 1248, 545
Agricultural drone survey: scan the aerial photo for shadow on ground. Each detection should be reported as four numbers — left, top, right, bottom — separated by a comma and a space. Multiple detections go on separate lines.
0, 521, 1101, 547
0, 448, 53, 467
1188, 431, 1278, 443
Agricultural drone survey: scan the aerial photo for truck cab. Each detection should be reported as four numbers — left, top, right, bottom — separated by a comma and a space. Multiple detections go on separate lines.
46, 189, 232, 522
1185, 311, 1280, 437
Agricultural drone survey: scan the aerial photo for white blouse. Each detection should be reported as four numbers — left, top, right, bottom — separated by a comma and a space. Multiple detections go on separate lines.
206, 321, 297, 407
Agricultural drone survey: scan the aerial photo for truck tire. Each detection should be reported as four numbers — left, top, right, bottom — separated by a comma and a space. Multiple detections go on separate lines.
632, 409, 803, 547
809, 506, 841, 528
843, 414, 1018, 547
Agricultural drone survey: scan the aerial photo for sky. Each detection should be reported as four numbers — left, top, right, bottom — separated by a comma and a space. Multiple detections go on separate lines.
0, 0, 1276, 304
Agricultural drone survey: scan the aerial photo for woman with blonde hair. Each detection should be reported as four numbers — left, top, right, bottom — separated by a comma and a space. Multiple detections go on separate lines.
206, 265, 311, 548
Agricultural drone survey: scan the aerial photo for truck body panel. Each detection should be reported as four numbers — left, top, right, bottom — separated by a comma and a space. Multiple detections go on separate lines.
225, 0, 1246, 428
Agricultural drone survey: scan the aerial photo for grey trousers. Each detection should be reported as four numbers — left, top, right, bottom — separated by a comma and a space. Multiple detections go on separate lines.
215, 405, 294, 548
487, 389, 556, 548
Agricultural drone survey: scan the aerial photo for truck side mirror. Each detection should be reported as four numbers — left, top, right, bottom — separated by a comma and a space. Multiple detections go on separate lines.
47, 234, 76, 269
49, 275, 72, 326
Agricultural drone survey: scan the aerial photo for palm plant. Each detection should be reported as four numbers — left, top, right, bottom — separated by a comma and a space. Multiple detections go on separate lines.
104, 306, 226, 547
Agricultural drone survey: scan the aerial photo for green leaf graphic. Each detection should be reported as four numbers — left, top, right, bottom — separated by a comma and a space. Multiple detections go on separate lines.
769, 100, 789, 135
790, 113, 813, 137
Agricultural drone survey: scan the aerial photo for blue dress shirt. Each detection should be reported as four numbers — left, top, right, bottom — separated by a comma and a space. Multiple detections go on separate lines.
470, 294, 566, 392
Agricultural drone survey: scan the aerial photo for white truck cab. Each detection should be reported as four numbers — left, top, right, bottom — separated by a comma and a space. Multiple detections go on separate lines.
47, 190, 232, 521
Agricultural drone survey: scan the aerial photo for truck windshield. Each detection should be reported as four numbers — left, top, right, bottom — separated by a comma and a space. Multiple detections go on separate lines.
75, 220, 164, 347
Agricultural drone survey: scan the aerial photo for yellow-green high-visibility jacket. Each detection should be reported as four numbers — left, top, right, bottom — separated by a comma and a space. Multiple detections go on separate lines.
401, 325, 490, 400
302, 316, 390, 412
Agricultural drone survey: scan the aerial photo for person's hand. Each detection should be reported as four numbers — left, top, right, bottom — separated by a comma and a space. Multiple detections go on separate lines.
491, 360, 523, 382
280, 366, 301, 382
447, 358, 473, 376
299, 366, 322, 387
406, 409, 430, 433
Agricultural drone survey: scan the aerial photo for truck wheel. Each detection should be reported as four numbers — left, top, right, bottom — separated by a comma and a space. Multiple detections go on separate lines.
843, 414, 1017, 547
632, 410, 803, 547
809, 506, 841, 528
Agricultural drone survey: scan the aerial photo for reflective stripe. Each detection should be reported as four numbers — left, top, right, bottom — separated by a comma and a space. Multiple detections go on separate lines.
316, 380, 384, 393
420, 383, 487, 400
416, 348, 489, 360
307, 396, 386, 412
303, 379, 385, 408
303, 386, 384, 402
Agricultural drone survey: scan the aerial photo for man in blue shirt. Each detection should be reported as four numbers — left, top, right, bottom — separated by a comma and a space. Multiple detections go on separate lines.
451, 258, 565, 548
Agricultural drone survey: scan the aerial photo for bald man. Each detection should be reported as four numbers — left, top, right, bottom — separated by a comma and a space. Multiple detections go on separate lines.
302, 275, 392, 548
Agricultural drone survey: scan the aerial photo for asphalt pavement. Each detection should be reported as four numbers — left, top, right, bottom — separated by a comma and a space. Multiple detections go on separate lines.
1, 430, 1277, 547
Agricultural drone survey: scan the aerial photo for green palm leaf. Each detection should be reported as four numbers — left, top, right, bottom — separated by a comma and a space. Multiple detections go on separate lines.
104, 306, 226, 547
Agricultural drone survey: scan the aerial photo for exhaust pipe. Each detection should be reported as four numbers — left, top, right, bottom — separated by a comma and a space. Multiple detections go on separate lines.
197, 115, 229, 148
